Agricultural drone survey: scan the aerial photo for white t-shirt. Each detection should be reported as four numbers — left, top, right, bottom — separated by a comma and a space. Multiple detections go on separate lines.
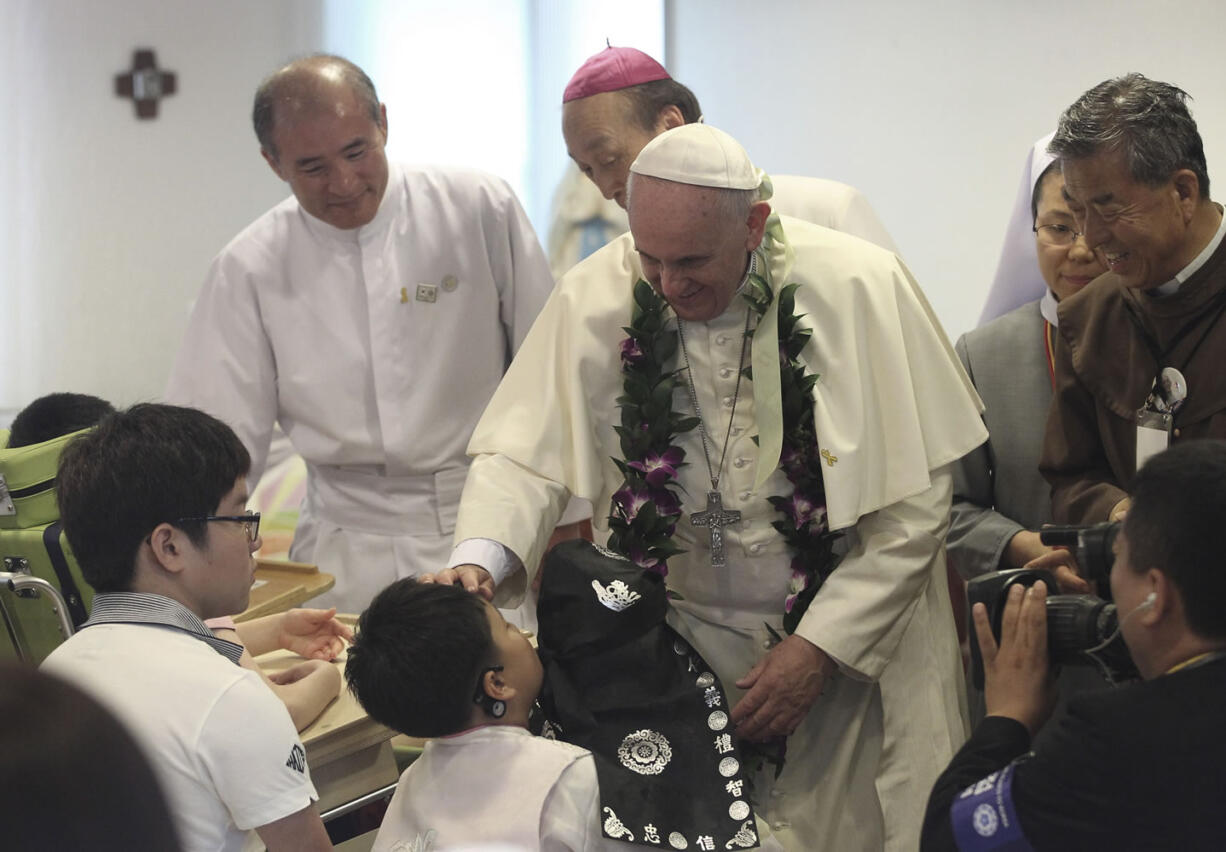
43, 623, 317, 852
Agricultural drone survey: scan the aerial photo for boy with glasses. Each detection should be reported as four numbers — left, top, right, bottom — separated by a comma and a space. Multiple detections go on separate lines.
42, 403, 332, 851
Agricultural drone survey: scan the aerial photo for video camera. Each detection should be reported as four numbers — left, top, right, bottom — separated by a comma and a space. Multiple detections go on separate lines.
966, 522, 1139, 687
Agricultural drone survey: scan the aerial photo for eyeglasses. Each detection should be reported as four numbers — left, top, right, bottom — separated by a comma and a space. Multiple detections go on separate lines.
174, 512, 261, 543
1033, 223, 1087, 247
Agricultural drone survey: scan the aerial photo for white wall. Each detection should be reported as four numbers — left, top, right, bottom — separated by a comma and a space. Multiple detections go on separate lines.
0, 0, 324, 411
667, 0, 1226, 340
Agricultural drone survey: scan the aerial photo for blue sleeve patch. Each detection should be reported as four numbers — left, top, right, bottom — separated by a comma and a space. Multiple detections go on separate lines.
950, 761, 1033, 851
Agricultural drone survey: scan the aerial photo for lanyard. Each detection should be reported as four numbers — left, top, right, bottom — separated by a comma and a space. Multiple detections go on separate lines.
1166, 649, 1226, 675
1123, 287, 1226, 380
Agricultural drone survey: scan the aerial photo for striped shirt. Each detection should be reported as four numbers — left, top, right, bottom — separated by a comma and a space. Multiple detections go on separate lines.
83, 593, 244, 664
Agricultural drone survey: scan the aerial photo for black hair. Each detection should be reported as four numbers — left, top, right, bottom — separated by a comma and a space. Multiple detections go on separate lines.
0, 663, 182, 851
1051, 73, 1210, 200
345, 578, 494, 738
55, 403, 250, 593
1125, 439, 1226, 639
619, 78, 703, 131
253, 54, 381, 159
1030, 159, 1063, 225
6, 393, 115, 448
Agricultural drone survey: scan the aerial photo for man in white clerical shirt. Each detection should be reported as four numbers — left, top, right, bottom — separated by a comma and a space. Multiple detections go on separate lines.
429, 124, 987, 851
165, 55, 556, 614
560, 45, 899, 253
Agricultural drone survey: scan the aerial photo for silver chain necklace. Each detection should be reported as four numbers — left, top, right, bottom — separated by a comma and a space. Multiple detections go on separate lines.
676, 306, 753, 567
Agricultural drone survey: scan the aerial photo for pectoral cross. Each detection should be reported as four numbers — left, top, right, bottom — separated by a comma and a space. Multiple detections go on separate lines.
690, 490, 741, 567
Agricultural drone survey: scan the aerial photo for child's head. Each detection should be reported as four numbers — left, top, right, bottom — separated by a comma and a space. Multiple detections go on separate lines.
345, 578, 542, 737
56, 404, 253, 599
6, 392, 115, 448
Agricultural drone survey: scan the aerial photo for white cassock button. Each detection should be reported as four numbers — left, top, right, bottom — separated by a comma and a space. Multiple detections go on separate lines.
733, 457, 749, 469
740, 491, 752, 502
772, 821, 791, 831
719, 366, 734, 379
716, 334, 729, 345
749, 543, 763, 554
730, 426, 743, 436
722, 396, 734, 408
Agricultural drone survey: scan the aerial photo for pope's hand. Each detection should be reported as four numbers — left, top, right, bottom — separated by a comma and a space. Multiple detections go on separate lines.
419, 564, 495, 600
730, 634, 833, 741
1109, 498, 1131, 522
277, 607, 353, 661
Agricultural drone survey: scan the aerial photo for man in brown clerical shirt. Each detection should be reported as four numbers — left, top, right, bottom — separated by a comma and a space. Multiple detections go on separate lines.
1040, 73, 1226, 525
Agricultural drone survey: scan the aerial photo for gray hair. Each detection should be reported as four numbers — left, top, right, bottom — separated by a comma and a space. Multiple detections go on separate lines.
626, 173, 760, 225
253, 54, 381, 160
1050, 73, 1210, 199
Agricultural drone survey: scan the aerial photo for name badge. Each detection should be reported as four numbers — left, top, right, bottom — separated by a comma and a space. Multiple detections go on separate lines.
1136, 407, 1172, 470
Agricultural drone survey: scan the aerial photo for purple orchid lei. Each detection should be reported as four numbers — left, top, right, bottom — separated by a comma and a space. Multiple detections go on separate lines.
605, 279, 699, 573
607, 269, 840, 633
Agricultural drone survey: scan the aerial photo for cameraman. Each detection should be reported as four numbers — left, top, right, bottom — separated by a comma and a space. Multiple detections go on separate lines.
922, 440, 1226, 851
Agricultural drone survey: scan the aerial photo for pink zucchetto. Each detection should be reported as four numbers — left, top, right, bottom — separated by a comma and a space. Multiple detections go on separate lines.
629, 124, 761, 191
562, 46, 671, 103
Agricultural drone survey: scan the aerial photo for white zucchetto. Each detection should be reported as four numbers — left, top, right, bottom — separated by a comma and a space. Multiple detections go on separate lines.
630, 124, 761, 191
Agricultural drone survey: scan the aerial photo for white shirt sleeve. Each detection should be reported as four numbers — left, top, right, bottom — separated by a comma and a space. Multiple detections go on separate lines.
539, 755, 611, 852
447, 537, 522, 586
795, 465, 955, 680
164, 255, 277, 486
198, 670, 318, 831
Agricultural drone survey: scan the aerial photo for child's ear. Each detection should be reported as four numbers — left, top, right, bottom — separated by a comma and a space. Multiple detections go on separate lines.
483, 667, 517, 701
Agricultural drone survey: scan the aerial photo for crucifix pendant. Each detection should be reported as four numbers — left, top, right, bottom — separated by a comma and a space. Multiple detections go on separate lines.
690, 490, 742, 567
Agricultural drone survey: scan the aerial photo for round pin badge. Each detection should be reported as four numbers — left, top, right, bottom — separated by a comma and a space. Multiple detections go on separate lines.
442, 274, 458, 292
1160, 366, 1187, 412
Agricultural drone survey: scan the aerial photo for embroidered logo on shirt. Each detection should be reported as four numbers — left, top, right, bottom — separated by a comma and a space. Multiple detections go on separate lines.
973, 803, 999, 837
285, 744, 306, 774
592, 579, 642, 612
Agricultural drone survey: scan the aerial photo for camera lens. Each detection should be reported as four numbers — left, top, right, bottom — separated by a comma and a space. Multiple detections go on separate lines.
1045, 595, 1107, 664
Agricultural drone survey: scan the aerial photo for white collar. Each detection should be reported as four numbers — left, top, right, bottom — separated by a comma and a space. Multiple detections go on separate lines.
1153, 204, 1226, 297
1040, 289, 1060, 327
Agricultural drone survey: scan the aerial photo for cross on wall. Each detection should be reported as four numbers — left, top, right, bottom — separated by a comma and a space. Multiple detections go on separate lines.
114, 49, 177, 119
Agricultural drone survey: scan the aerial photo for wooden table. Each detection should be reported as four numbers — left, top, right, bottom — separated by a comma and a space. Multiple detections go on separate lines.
237, 558, 335, 622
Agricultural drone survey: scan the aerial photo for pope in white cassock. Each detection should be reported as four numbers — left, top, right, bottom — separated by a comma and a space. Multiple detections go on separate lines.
165, 56, 555, 614
433, 124, 988, 851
